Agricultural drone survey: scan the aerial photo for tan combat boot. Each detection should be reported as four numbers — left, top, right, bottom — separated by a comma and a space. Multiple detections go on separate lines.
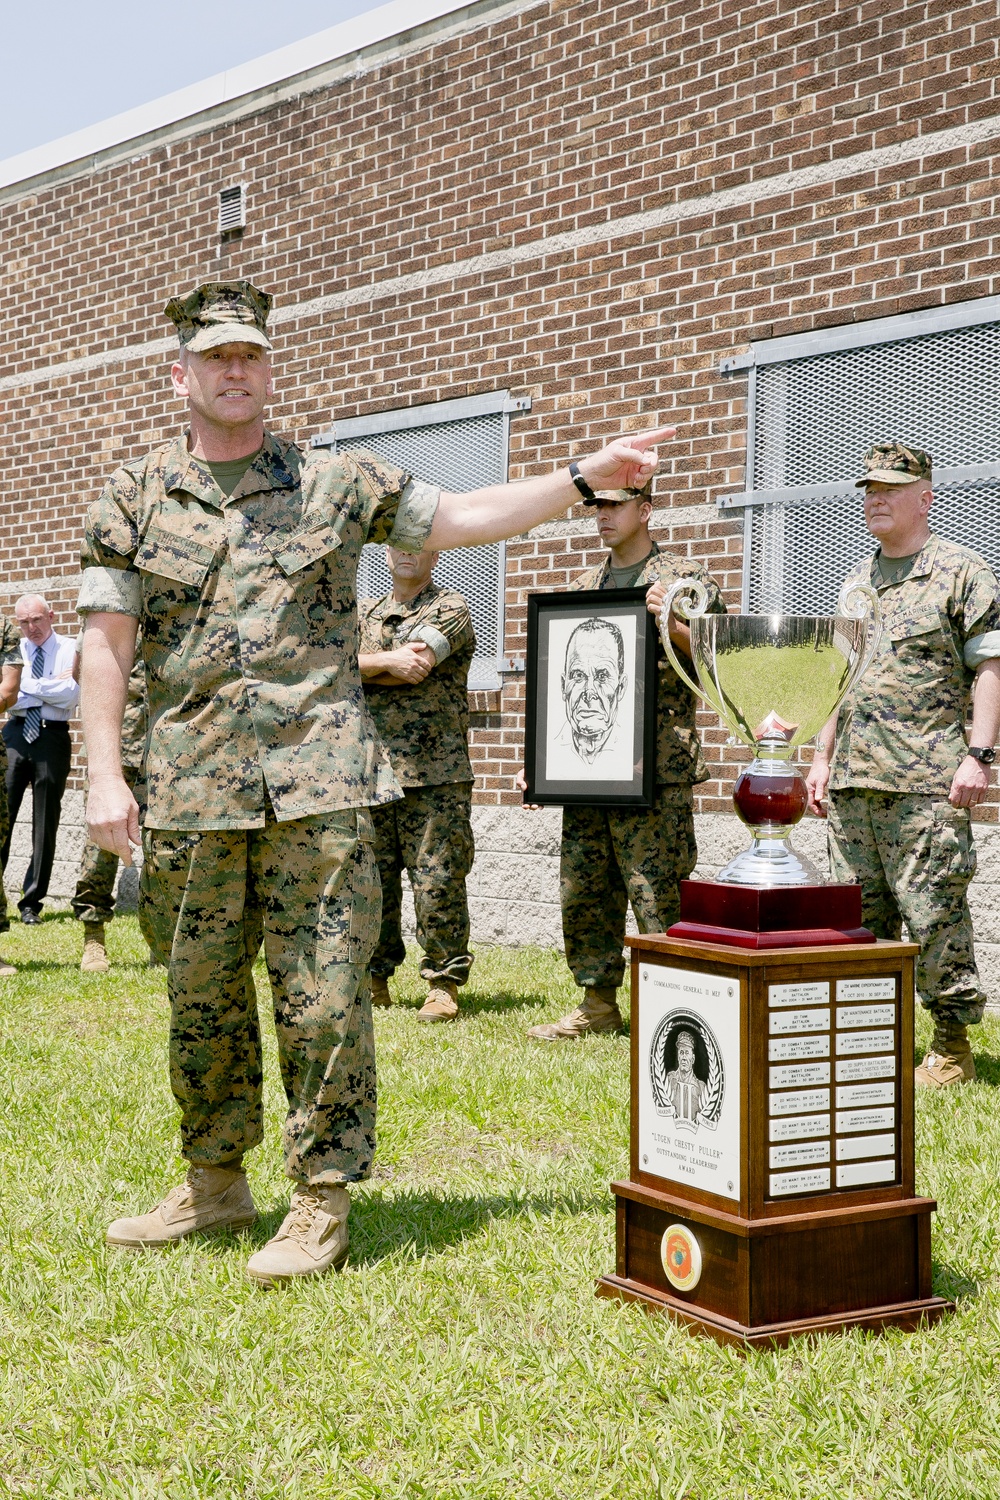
527, 985, 624, 1041
915, 1018, 977, 1088
246, 1183, 350, 1285
371, 974, 392, 1008
417, 979, 459, 1023
106, 1163, 257, 1247
0, 956, 16, 977
81, 921, 110, 973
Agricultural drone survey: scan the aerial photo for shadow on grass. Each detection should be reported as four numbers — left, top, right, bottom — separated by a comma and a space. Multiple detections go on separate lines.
423, 989, 549, 1018
970, 1051, 1000, 1087
2, 958, 89, 974
932, 1258, 980, 1303
201, 1183, 611, 1265
351, 1185, 612, 1266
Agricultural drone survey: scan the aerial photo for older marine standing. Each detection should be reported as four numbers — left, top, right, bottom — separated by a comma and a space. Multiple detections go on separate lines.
522, 484, 727, 1042
80, 278, 676, 1283
359, 545, 476, 1023
807, 442, 1000, 1088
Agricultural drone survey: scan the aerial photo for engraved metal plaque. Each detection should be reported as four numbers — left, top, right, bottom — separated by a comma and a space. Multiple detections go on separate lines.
835, 1056, 895, 1083
770, 1167, 832, 1196
769, 1008, 831, 1035
768, 1036, 831, 1062
836, 1081, 895, 1109
769, 1113, 831, 1142
836, 1004, 895, 1028
769, 1062, 831, 1089
769, 1087, 830, 1116
769, 981, 830, 1008
836, 977, 896, 1001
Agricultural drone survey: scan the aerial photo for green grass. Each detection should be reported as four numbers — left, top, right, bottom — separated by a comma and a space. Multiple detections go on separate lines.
2, 914, 1000, 1497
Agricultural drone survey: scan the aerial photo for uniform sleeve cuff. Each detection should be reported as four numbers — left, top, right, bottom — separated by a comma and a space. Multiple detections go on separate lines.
410, 624, 451, 662
965, 630, 1000, 667
77, 565, 142, 616
387, 479, 439, 554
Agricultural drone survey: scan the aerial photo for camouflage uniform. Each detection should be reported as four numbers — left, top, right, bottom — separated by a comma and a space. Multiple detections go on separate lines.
72, 641, 147, 926
0, 615, 23, 935
360, 582, 476, 987
830, 533, 1000, 1025
560, 545, 726, 989
79, 433, 438, 1183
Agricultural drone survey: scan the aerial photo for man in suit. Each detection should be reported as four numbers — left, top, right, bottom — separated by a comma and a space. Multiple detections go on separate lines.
1, 594, 79, 923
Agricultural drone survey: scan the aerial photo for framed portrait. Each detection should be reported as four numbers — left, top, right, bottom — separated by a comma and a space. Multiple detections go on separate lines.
524, 587, 658, 807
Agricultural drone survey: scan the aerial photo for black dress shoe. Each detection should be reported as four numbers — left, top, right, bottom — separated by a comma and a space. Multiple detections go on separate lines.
20, 909, 40, 925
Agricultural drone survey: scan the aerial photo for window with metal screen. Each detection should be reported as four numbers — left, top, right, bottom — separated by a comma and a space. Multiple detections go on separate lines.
722, 298, 1000, 612
312, 392, 528, 689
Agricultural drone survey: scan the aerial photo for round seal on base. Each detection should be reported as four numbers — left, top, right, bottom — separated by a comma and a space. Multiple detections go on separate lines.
661, 1223, 703, 1292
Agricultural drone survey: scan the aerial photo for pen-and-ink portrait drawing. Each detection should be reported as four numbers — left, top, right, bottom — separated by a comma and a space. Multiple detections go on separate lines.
545, 611, 637, 782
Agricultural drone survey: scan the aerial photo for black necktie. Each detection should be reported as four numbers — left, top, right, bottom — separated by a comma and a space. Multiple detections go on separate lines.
23, 645, 46, 744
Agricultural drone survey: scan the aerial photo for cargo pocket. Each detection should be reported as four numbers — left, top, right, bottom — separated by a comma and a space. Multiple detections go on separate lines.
931, 799, 977, 882
317, 808, 380, 966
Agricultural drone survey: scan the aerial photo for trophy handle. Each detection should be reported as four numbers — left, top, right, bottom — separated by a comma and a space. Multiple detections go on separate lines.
659, 578, 731, 725
837, 582, 883, 687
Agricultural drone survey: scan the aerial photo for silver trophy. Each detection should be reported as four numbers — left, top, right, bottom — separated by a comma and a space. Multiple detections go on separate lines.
660, 582, 881, 887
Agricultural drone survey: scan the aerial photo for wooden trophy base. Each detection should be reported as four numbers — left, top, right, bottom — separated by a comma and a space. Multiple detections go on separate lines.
596, 1180, 952, 1349
668, 879, 876, 950
601, 934, 954, 1349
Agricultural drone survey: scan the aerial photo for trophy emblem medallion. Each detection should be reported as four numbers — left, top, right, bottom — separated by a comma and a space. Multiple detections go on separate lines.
661, 1225, 703, 1292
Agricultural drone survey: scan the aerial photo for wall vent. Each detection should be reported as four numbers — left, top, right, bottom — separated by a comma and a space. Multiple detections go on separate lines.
218, 184, 246, 234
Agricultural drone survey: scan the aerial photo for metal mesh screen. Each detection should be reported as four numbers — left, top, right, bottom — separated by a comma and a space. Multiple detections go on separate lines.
339, 411, 507, 689
748, 478, 1000, 614
748, 316, 1000, 612
754, 320, 1000, 488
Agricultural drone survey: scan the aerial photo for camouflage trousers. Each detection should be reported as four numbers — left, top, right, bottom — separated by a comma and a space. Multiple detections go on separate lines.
0, 740, 8, 935
828, 789, 984, 1025
370, 782, 474, 986
139, 805, 380, 1184
561, 786, 697, 990
72, 764, 143, 925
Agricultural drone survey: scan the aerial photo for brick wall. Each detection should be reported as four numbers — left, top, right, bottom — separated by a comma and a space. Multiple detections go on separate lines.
3, 0, 1000, 898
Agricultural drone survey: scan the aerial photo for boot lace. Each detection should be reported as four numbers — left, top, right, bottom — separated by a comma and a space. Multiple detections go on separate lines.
278, 1188, 338, 1245
162, 1166, 223, 1210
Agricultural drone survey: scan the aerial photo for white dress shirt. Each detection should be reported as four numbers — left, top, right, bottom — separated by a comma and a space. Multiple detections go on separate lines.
12, 631, 80, 721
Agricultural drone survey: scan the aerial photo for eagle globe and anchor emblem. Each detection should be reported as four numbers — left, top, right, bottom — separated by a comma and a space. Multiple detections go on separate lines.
660, 1223, 703, 1292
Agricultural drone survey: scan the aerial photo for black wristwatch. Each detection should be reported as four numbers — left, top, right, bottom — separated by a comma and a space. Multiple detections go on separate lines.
967, 745, 997, 765
567, 461, 598, 503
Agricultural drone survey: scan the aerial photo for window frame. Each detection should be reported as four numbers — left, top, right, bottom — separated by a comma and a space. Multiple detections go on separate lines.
720, 296, 1000, 610
312, 390, 530, 689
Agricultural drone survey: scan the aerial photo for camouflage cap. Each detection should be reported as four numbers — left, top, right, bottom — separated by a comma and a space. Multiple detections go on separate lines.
582, 483, 653, 507
164, 280, 273, 354
855, 440, 932, 488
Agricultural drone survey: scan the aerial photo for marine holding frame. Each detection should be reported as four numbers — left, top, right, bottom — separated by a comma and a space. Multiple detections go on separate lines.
524, 586, 658, 806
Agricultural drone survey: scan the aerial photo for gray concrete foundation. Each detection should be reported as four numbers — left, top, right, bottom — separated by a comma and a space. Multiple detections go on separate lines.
14, 797, 1000, 1010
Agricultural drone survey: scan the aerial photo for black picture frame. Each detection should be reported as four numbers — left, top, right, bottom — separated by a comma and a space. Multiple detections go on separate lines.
524, 587, 658, 807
